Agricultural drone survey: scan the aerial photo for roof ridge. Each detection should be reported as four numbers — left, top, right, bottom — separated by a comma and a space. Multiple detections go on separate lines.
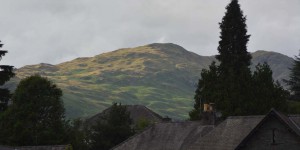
142, 105, 164, 120
288, 114, 300, 117
154, 121, 212, 124
126, 105, 164, 120
290, 118, 300, 131
271, 109, 300, 135
110, 123, 156, 150
227, 115, 265, 119
235, 109, 300, 149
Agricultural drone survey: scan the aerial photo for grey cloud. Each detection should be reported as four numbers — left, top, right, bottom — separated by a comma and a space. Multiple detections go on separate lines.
0, 0, 299, 68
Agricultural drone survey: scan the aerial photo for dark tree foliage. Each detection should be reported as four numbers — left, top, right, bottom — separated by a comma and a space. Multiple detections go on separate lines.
216, 0, 251, 74
190, 0, 288, 119
66, 119, 90, 150
215, 0, 253, 116
134, 117, 153, 132
90, 103, 134, 150
189, 62, 219, 120
251, 63, 289, 113
0, 41, 14, 112
286, 53, 300, 101
0, 75, 68, 146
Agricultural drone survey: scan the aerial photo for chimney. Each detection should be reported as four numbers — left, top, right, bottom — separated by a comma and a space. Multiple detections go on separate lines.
202, 103, 217, 125
203, 103, 210, 112
203, 103, 215, 112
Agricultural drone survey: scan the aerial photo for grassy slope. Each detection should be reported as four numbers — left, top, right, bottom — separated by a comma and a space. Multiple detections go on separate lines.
9, 43, 293, 119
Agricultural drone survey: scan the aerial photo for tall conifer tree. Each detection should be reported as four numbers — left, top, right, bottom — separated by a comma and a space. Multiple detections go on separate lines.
190, 0, 288, 119
215, 0, 253, 116
216, 0, 251, 74
190, 0, 288, 120
0, 41, 14, 112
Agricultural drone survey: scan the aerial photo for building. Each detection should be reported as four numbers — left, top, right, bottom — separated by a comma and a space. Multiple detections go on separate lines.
86, 105, 165, 127
112, 109, 300, 150
0, 145, 71, 150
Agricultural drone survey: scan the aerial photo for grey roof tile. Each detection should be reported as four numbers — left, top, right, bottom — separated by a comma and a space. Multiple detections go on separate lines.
187, 116, 264, 150
112, 121, 213, 150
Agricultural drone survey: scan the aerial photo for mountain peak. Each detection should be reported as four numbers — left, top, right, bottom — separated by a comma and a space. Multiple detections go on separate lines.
252, 50, 292, 59
147, 43, 189, 55
148, 43, 181, 47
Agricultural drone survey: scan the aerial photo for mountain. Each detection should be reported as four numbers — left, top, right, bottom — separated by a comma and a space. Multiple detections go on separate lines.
251, 50, 293, 83
6, 43, 294, 119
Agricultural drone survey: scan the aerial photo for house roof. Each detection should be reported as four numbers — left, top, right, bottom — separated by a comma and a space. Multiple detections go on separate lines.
111, 121, 214, 150
235, 109, 300, 149
187, 115, 264, 150
111, 108, 300, 150
289, 115, 300, 127
86, 105, 164, 127
188, 109, 300, 150
0, 145, 70, 150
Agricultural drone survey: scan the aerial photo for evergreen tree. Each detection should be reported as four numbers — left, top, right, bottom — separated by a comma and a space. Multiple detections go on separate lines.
0, 75, 68, 146
251, 63, 288, 113
190, 0, 288, 119
216, 0, 253, 116
215, 0, 253, 116
0, 41, 14, 112
286, 53, 300, 101
189, 62, 219, 120
90, 103, 134, 150
216, 0, 251, 74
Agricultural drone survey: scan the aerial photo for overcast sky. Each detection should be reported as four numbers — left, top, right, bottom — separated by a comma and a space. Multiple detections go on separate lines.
0, 0, 299, 68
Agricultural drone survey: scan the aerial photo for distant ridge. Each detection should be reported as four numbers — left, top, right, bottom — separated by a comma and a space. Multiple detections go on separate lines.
6, 43, 294, 119
251, 50, 293, 82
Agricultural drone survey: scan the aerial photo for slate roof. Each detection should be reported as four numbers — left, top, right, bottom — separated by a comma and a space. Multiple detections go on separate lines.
86, 105, 164, 127
289, 115, 300, 127
111, 108, 300, 150
111, 121, 214, 150
272, 110, 300, 136
187, 115, 264, 150
0, 145, 70, 150
236, 109, 300, 149
188, 109, 300, 150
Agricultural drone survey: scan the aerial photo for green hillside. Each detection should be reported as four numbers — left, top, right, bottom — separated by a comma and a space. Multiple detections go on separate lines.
7, 43, 294, 119
251, 50, 293, 84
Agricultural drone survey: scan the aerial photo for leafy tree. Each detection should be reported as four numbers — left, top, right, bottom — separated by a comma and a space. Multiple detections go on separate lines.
89, 103, 134, 150
285, 53, 300, 101
0, 41, 14, 112
135, 117, 153, 132
66, 119, 90, 150
0, 75, 68, 146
